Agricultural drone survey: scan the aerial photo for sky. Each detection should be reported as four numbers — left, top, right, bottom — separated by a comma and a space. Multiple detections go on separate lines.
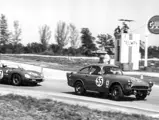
0, 0, 159, 46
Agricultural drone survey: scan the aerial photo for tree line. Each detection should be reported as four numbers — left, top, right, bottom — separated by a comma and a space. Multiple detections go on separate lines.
0, 14, 114, 56
0, 14, 157, 58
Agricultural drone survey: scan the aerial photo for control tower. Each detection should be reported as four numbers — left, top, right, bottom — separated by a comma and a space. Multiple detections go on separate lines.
114, 19, 140, 70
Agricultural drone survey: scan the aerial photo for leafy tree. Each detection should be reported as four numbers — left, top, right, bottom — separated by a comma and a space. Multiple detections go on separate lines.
97, 34, 114, 55
97, 34, 114, 49
49, 44, 61, 54
39, 24, 51, 50
10, 20, 22, 45
0, 14, 10, 45
55, 21, 69, 49
69, 23, 79, 49
26, 42, 44, 53
80, 28, 97, 55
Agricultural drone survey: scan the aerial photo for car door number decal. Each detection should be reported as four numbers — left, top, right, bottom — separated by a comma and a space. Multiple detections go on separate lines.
0, 70, 3, 79
106, 80, 109, 88
95, 76, 103, 87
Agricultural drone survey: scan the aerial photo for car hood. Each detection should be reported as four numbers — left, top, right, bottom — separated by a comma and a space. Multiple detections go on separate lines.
108, 75, 149, 86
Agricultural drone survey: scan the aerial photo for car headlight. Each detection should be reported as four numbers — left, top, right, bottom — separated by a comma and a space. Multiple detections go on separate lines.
149, 81, 154, 87
128, 79, 132, 86
6, 70, 9, 73
25, 74, 31, 78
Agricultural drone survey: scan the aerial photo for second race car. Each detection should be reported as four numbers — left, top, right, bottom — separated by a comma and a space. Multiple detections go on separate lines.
0, 63, 44, 86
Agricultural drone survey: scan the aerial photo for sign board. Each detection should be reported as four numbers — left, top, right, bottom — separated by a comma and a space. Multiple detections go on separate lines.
123, 34, 138, 47
120, 34, 140, 70
148, 15, 159, 34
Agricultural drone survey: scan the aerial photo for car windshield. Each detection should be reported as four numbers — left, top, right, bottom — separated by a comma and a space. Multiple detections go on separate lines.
103, 66, 123, 75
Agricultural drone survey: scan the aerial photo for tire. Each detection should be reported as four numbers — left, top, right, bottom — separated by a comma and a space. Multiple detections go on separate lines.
74, 82, 86, 95
111, 85, 123, 101
135, 91, 147, 100
12, 74, 22, 86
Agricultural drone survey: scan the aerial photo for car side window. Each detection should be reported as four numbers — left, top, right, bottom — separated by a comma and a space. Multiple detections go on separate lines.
90, 66, 101, 75
103, 66, 122, 75
103, 66, 113, 74
79, 67, 90, 74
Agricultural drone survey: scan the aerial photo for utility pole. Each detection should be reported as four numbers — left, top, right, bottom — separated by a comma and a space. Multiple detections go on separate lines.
144, 25, 149, 68
144, 35, 148, 67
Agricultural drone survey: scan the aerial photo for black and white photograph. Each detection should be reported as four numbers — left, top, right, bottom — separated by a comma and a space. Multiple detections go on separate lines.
0, 0, 159, 119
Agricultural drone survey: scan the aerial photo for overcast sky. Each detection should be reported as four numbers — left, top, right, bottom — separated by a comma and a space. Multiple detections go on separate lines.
1, 0, 159, 46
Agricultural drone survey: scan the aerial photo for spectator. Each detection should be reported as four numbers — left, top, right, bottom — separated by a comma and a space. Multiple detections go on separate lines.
104, 52, 110, 64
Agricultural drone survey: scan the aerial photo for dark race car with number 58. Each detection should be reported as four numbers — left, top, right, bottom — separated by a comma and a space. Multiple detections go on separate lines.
66, 64, 153, 101
0, 63, 44, 86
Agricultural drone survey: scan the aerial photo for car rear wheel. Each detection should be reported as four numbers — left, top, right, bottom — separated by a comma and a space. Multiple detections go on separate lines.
74, 82, 86, 95
111, 85, 123, 101
135, 91, 147, 100
12, 74, 22, 86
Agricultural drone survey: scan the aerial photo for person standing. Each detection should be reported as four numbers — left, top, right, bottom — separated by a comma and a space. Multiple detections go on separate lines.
104, 52, 110, 64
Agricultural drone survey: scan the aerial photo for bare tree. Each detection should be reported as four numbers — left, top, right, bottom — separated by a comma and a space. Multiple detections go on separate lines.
55, 21, 69, 48
69, 23, 79, 48
11, 20, 22, 45
39, 24, 51, 50
0, 14, 10, 45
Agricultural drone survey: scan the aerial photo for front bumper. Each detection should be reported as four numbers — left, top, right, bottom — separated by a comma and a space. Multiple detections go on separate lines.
124, 85, 152, 95
24, 78, 44, 83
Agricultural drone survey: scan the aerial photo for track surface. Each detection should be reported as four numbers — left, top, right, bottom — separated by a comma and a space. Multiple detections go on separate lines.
0, 60, 159, 117
1, 78, 159, 106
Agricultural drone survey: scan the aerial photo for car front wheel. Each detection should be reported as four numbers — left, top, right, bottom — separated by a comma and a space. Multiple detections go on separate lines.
74, 82, 86, 95
12, 74, 22, 86
111, 85, 123, 101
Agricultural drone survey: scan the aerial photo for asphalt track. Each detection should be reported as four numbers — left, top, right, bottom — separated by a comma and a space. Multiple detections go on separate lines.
0, 60, 159, 118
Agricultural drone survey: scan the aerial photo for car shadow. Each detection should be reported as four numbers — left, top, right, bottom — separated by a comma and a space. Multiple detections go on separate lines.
0, 81, 41, 87
63, 91, 146, 102
22, 83, 42, 87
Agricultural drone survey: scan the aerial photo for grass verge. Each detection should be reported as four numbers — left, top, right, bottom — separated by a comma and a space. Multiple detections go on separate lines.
0, 94, 157, 120
0, 54, 98, 71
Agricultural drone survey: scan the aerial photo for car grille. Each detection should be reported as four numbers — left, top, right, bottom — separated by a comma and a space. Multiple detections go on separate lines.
35, 79, 43, 82
132, 86, 148, 89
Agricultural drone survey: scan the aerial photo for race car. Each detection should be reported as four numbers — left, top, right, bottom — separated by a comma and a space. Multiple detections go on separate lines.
66, 64, 154, 101
0, 63, 44, 86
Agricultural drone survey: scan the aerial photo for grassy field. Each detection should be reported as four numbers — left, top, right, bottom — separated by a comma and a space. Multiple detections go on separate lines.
0, 94, 157, 120
0, 54, 99, 71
